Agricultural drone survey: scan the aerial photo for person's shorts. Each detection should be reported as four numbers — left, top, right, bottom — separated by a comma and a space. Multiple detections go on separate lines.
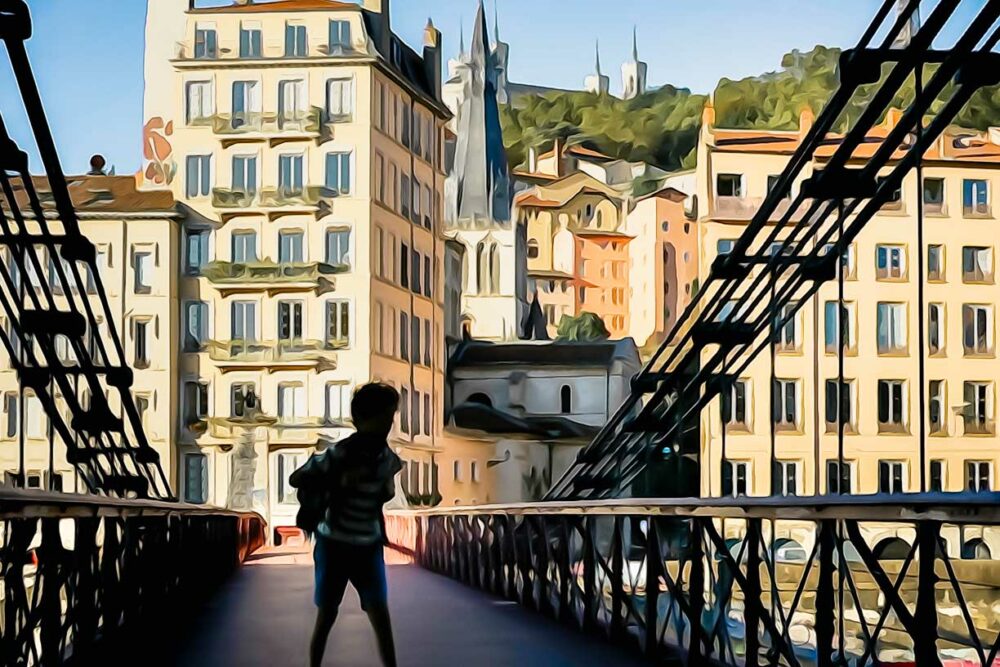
313, 537, 388, 611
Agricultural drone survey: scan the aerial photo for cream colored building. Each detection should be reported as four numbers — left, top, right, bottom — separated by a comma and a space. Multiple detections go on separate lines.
696, 103, 1000, 514
143, 0, 450, 538
0, 175, 181, 494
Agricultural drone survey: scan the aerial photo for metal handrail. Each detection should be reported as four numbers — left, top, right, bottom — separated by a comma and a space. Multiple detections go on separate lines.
0, 487, 266, 520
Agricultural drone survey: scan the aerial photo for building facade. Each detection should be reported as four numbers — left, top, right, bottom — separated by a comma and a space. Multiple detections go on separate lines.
443, 2, 526, 342
695, 102, 1000, 508
0, 175, 182, 494
143, 0, 450, 537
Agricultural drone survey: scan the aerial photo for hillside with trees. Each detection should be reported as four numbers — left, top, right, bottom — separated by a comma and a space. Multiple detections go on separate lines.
500, 45, 1000, 173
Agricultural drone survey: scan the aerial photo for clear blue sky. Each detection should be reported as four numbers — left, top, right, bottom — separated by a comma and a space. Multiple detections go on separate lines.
0, 0, 977, 174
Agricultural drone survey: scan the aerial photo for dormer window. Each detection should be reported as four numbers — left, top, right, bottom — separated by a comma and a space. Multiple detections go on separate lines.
390, 39, 402, 67
285, 23, 308, 58
328, 20, 352, 54
194, 26, 218, 60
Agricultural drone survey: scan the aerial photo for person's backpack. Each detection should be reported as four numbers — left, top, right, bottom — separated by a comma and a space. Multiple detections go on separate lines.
288, 449, 337, 535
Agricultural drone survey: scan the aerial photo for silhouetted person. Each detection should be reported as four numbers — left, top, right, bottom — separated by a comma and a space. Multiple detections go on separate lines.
290, 383, 403, 667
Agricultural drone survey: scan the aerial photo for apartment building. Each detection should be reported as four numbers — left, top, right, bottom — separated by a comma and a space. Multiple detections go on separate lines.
143, 0, 450, 534
696, 102, 1000, 506
0, 174, 181, 493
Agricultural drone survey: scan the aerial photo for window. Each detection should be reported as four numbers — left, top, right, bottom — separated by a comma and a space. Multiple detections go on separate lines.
239, 24, 262, 58
930, 460, 945, 492
929, 380, 946, 434
826, 460, 853, 495
963, 381, 993, 434
285, 23, 307, 57
716, 239, 736, 256
400, 312, 409, 360
962, 304, 992, 355
232, 231, 257, 263
928, 303, 944, 355
4, 394, 17, 438
326, 300, 350, 347
194, 27, 218, 59
277, 301, 303, 341
25, 394, 44, 439
879, 460, 906, 494
186, 155, 211, 198
767, 174, 791, 198
877, 175, 903, 208
716, 173, 743, 197
560, 385, 572, 414
231, 301, 257, 342
876, 244, 906, 280
400, 387, 410, 434
276, 453, 308, 505
773, 460, 799, 496
411, 250, 421, 294
423, 319, 431, 366
721, 379, 749, 428
134, 251, 153, 293
277, 79, 306, 126
966, 460, 992, 492
776, 302, 798, 351
185, 229, 209, 275
963, 178, 989, 217
424, 257, 432, 299
927, 245, 944, 281
962, 246, 992, 283
184, 455, 208, 504
326, 79, 353, 121
325, 228, 350, 267
185, 81, 214, 124
824, 301, 854, 353
876, 303, 906, 354
277, 383, 306, 421
401, 241, 409, 288
822, 242, 856, 280
878, 380, 906, 430
772, 379, 798, 429
278, 231, 304, 263
328, 19, 352, 52
325, 383, 347, 423
183, 381, 209, 424
722, 460, 749, 497
452, 460, 462, 482
923, 177, 945, 212
132, 319, 149, 368
232, 155, 258, 195
824, 379, 853, 429
325, 152, 351, 195
401, 175, 411, 218
231, 382, 256, 418
231, 81, 260, 128
184, 301, 208, 351
411, 316, 421, 365
411, 390, 420, 436
278, 154, 304, 195
423, 393, 431, 436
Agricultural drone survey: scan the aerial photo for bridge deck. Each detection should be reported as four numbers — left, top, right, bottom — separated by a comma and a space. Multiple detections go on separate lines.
170, 546, 647, 666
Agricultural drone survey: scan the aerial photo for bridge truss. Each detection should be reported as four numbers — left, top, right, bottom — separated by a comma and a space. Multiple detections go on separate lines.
0, 0, 171, 499
550, 0, 1000, 500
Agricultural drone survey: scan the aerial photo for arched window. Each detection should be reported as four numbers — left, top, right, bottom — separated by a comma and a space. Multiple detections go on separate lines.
467, 392, 493, 408
874, 537, 911, 561
560, 385, 572, 414
475, 241, 488, 295
962, 538, 992, 560
488, 243, 501, 294
527, 239, 539, 259
596, 210, 603, 227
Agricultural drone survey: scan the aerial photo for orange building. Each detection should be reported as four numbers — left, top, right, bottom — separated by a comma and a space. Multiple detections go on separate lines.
575, 229, 632, 337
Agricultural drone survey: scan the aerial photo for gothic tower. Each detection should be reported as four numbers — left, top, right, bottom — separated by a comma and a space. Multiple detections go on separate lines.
621, 27, 648, 100
585, 41, 610, 96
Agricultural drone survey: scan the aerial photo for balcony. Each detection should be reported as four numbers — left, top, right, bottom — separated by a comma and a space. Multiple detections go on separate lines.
201, 260, 345, 296
206, 339, 341, 373
173, 40, 366, 63
963, 417, 996, 436
206, 414, 344, 447
711, 196, 803, 222
205, 109, 327, 147
211, 185, 339, 221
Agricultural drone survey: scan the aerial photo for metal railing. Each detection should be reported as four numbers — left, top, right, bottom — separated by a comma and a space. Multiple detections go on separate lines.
388, 495, 1000, 666
0, 489, 265, 664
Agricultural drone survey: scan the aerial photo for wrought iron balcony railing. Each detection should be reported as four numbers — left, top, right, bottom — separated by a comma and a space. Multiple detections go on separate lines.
200, 260, 345, 295
206, 108, 323, 136
387, 495, 1000, 667
206, 338, 341, 371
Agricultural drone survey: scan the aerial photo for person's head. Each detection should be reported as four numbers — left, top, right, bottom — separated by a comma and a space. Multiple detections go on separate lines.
351, 382, 399, 437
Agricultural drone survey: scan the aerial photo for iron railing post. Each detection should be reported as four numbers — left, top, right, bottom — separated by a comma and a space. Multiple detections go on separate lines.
744, 519, 762, 667
582, 517, 598, 634
688, 518, 706, 664
914, 521, 941, 666
815, 520, 836, 667
610, 516, 626, 641
644, 517, 661, 658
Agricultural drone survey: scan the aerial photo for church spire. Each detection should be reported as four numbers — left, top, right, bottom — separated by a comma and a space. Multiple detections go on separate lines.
631, 26, 638, 61
493, 0, 500, 46
459, 21, 465, 56
594, 40, 602, 76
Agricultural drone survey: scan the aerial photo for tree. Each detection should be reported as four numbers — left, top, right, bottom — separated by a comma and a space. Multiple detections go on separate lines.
556, 312, 611, 341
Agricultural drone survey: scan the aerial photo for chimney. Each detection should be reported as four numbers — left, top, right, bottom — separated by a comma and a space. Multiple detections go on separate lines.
88, 154, 107, 176
423, 18, 442, 99
885, 107, 904, 130
528, 146, 538, 173
552, 138, 564, 177
798, 105, 815, 139
701, 97, 716, 129
363, 0, 392, 56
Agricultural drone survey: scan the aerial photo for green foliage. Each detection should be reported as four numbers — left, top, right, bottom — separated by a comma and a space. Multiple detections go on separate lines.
501, 45, 1000, 173
555, 312, 611, 342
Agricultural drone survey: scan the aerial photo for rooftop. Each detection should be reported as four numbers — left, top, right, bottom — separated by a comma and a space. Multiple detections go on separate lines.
190, 0, 357, 13
449, 339, 639, 369
7, 175, 178, 216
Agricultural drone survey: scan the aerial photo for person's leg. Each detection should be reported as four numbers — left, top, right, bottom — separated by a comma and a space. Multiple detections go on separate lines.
310, 537, 348, 667
354, 546, 396, 667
